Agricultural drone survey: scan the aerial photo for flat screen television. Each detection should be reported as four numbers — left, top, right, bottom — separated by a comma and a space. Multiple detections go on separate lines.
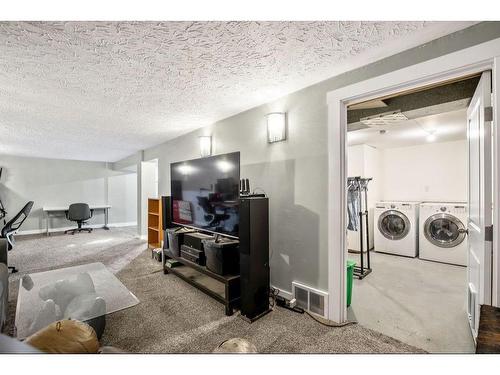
170, 152, 240, 238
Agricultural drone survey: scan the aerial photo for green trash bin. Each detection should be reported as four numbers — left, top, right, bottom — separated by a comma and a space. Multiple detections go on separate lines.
346, 260, 356, 307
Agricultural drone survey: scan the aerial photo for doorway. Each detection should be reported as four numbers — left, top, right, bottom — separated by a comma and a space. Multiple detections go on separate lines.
326, 42, 500, 353
345, 75, 480, 352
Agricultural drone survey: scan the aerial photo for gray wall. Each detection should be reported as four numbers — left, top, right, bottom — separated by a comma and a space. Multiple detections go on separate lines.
0, 154, 137, 233
116, 22, 500, 294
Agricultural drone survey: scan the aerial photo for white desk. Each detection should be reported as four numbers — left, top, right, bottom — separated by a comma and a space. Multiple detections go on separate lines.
42, 205, 111, 236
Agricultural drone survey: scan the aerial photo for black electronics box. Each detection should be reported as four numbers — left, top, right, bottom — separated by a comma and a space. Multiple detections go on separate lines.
183, 232, 214, 251
164, 227, 195, 257
202, 239, 240, 275
180, 244, 206, 266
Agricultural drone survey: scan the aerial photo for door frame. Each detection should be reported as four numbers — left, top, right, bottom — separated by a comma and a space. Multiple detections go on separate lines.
327, 37, 500, 323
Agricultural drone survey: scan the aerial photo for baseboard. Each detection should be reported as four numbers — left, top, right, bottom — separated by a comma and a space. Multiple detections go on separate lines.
106, 221, 137, 228
18, 222, 138, 236
271, 285, 293, 300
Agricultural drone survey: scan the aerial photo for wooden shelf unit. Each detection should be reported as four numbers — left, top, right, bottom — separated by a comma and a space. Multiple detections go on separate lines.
147, 198, 163, 248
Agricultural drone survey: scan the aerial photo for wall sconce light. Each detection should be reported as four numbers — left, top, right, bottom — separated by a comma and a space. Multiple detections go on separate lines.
199, 135, 212, 157
266, 112, 287, 143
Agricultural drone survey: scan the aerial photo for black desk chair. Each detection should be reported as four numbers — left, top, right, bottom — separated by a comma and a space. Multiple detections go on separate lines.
65, 203, 93, 235
0, 201, 34, 273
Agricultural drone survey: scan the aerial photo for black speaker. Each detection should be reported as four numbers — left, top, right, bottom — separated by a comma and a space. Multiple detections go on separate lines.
239, 197, 270, 321
161, 196, 173, 230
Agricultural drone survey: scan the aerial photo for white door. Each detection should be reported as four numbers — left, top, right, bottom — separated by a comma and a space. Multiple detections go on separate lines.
467, 71, 493, 339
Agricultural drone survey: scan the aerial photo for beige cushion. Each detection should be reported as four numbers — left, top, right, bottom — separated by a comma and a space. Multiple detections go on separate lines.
25, 319, 99, 354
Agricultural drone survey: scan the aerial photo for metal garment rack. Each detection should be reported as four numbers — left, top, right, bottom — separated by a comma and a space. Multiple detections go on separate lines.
347, 176, 372, 279
0, 168, 5, 226
0, 193, 6, 226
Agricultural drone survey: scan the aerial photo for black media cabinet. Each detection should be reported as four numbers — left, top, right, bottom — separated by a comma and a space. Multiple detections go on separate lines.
161, 196, 269, 320
163, 249, 241, 316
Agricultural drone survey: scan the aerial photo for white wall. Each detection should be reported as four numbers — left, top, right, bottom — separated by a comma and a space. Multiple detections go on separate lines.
140, 160, 158, 237
0, 154, 137, 233
347, 139, 467, 252
108, 173, 138, 225
380, 140, 467, 203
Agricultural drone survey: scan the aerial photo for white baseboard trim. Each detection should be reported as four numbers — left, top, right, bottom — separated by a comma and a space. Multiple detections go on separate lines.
271, 285, 293, 300
18, 222, 138, 236
106, 221, 137, 228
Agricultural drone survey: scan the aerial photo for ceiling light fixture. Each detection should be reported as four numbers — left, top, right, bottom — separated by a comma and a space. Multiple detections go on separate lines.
415, 118, 438, 143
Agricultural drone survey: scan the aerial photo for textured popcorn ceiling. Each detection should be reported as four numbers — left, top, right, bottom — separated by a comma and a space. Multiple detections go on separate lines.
0, 21, 474, 162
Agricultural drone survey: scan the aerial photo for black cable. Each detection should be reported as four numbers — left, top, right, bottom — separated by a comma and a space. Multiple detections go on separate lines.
305, 311, 357, 327
269, 286, 280, 309
274, 292, 357, 327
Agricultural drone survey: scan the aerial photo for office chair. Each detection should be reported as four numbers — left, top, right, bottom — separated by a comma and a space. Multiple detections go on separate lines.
0, 201, 34, 273
65, 203, 93, 235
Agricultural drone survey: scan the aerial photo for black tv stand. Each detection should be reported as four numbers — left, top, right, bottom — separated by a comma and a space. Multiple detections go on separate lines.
163, 233, 241, 316
161, 196, 270, 320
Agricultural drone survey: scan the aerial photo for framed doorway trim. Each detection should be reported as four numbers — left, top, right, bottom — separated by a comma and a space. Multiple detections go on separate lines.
327, 37, 500, 323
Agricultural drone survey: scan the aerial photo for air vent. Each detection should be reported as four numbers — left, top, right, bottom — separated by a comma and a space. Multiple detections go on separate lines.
292, 281, 329, 318
360, 110, 408, 127
467, 283, 477, 336
295, 286, 308, 309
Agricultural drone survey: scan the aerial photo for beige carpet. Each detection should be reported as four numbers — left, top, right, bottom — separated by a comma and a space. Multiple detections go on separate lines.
5, 227, 146, 336
101, 250, 425, 353
5, 229, 424, 353
9, 227, 145, 280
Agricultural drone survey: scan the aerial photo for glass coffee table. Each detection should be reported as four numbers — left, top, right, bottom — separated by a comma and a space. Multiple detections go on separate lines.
15, 262, 139, 339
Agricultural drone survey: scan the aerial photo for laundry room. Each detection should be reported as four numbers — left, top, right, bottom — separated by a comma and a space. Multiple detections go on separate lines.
345, 75, 482, 353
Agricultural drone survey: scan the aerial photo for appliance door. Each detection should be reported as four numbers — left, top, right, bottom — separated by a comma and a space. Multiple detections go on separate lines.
377, 210, 410, 240
424, 213, 466, 248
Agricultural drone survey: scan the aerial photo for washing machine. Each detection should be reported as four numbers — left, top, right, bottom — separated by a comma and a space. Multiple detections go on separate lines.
374, 201, 420, 257
419, 202, 468, 266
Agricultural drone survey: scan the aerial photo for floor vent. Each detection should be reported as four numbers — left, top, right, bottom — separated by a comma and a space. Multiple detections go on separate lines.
467, 282, 477, 336
292, 281, 329, 318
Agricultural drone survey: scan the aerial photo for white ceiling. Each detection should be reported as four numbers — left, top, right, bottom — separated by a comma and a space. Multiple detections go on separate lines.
0, 21, 475, 162
347, 109, 467, 148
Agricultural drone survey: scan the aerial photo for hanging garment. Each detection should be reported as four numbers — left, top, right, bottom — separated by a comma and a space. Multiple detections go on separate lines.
347, 184, 360, 231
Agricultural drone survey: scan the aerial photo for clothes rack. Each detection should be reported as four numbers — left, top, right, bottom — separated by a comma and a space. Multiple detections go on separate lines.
0, 167, 5, 225
0, 192, 5, 226
347, 176, 372, 279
